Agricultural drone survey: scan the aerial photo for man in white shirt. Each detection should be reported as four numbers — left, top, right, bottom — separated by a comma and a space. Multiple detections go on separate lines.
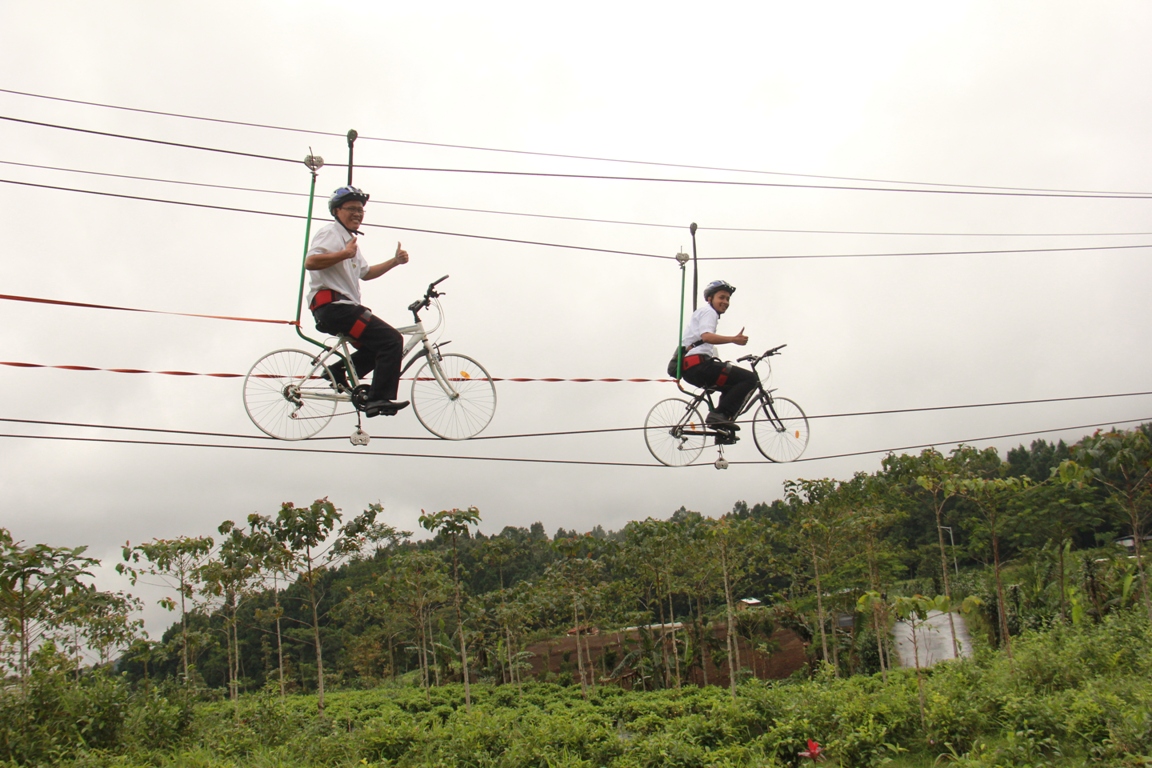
305, 186, 409, 417
679, 280, 758, 429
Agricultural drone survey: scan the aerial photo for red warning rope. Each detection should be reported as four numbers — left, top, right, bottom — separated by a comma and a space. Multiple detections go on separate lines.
0, 361, 243, 377
0, 293, 297, 326
0, 360, 673, 382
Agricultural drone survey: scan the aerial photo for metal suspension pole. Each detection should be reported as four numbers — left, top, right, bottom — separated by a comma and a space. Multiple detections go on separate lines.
346, 129, 358, 185
675, 249, 689, 379
295, 153, 325, 348
690, 222, 699, 311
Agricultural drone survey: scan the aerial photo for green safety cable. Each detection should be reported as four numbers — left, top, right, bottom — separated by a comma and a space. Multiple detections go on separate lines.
295, 155, 326, 350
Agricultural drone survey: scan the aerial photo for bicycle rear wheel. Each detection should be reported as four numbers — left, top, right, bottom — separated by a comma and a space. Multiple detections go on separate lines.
411, 353, 497, 440
752, 396, 809, 462
645, 398, 707, 466
243, 349, 338, 440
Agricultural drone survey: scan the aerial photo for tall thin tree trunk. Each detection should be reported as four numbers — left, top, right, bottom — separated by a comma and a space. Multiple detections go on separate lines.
697, 594, 708, 686
1127, 501, 1152, 622
668, 591, 681, 688
810, 543, 829, 667
934, 507, 960, 659
506, 626, 518, 686
720, 541, 738, 697
180, 575, 190, 683
274, 576, 285, 696
305, 550, 325, 712
911, 617, 927, 728
1057, 539, 1068, 623
991, 523, 1012, 659
573, 596, 588, 698
872, 609, 887, 682
450, 538, 471, 712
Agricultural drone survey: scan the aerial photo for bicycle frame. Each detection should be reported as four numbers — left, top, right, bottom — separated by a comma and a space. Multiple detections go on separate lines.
296, 292, 460, 407
673, 347, 789, 440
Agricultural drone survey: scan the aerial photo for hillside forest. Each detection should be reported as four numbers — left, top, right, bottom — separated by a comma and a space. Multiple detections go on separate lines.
1, 424, 1150, 766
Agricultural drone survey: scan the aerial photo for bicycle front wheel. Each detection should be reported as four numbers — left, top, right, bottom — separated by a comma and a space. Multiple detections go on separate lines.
644, 398, 706, 467
752, 396, 809, 462
243, 349, 338, 440
411, 353, 497, 440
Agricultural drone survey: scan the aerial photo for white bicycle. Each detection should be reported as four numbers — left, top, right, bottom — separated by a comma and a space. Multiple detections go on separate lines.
243, 276, 496, 442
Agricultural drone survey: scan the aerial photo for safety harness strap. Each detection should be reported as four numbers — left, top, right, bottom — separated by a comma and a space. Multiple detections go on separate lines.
308, 289, 350, 311
715, 362, 731, 388
347, 308, 373, 340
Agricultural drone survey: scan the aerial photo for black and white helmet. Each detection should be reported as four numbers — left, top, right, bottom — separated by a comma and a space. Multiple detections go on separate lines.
328, 186, 369, 216
703, 280, 736, 300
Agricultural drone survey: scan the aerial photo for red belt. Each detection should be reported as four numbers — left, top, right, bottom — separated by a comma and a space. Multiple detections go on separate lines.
682, 355, 728, 387
310, 290, 371, 341
308, 289, 348, 311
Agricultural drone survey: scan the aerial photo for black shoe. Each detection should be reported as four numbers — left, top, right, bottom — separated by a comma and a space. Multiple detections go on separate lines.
322, 365, 350, 392
365, 399, 410, 418
706, 411, 740, 431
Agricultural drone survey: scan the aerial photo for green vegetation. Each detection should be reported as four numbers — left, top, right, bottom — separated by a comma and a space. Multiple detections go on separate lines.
3, 612, 1151, 766
2, 424, 1150, 765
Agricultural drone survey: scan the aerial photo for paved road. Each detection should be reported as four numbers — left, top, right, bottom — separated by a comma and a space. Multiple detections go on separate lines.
893, 610, 972, 667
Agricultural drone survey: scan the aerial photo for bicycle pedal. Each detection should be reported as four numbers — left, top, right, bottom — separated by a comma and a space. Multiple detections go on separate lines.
349, 428, 370, 446
716, 431, 739, 446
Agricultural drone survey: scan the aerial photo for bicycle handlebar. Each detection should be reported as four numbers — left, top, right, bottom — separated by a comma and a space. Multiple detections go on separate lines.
408, 275, 451, 316
737, 343, 787, 364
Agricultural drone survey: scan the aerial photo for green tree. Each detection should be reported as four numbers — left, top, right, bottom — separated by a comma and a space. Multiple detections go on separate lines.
706, 516, 752, 696
0, 531, 98, 690
266, 498, 389, 712
419, 506, 481, 712
200, 520, 263, 702
784, 478, 849, 673
56, 586, 143, 671
1059, 427, 1152, 621
955, 475, 1030, 658
545, 538, 606, 698
117, 534, 213, 683
388, 548, 451, 696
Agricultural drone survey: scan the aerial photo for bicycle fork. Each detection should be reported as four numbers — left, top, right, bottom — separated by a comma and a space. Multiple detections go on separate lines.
421, 342, 463, 401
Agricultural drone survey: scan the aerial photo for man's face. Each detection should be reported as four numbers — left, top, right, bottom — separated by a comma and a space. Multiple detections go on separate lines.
709, 290, 732, 314
336, 202, 365, 231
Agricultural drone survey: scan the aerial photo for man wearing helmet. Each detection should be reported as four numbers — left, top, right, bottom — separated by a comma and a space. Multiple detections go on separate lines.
305, 186, 409, 417
678, 280, 758, 429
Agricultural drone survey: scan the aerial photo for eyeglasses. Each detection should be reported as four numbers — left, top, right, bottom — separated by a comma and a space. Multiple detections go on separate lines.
340, 205, 366, 214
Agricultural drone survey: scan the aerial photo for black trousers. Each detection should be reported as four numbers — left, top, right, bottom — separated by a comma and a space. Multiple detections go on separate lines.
681, 358, 758, 419
312, 304, 404, 401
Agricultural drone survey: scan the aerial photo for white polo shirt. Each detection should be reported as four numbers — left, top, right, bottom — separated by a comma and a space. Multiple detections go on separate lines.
305, 222, 370, 307
682, 305, 720, 359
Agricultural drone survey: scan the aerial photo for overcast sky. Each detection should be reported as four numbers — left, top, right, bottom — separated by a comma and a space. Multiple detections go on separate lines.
2, 1, 1151, 637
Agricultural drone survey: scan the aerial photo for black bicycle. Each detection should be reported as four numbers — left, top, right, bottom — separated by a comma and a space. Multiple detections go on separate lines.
644, 344, 810, 467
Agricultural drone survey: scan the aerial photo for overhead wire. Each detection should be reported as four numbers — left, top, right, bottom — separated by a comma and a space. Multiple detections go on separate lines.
1, 416, 1148, 469
5, 114, 1152, 199
5, 178, 1151, 263
8, 159, 1152, 238
2, 391, 1149, 444
0, 178, 674, 260
5, 86, 1152, 198
740, 416, 1152, 466
0, 115, 296, 164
